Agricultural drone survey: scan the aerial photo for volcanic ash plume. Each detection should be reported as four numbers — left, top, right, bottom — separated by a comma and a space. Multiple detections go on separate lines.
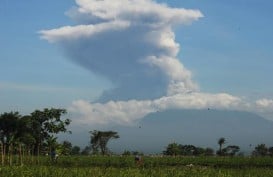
40, 0, 203, 101
40, 0, 253, 125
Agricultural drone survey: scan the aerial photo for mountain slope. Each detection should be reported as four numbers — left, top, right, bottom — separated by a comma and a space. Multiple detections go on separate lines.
110, 109, 273, 154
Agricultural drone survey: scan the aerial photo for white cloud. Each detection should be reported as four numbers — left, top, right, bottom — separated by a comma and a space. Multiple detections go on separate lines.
248, 99, 273, 120
255, 99, 273, 112
43, 0, 203, 42
69, 92, 242, 125
143, 55, 198, 95
69, 99, 155, 125
40, 20, 130, 43
155, 93, 241, 110
71, 0, 203, 26
144, 28, 179, 57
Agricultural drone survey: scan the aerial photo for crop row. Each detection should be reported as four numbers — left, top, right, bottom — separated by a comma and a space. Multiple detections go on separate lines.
2, 155, 273, 168
1, 166, 273, 177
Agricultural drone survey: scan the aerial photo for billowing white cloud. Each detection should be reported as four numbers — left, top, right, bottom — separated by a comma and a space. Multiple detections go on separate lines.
68, 92, 242, 125
40, 0, 203, 101
256, 99, 273, 108
143, 55, 198, 95
40, 20, 130, 43
256, 99, 273, 112
247, 99, 273, 120
69, 99, 155, 125
68, 0, 203, 26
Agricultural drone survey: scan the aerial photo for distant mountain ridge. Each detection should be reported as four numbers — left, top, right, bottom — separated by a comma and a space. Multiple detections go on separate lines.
109, 109, 273, 154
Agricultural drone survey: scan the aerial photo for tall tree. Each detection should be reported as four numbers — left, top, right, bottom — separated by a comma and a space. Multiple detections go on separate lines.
30, 108, 71, 155
15, 115, 36, 165
90, 130, 119, 155
16, 115, 36, 153
0, 112, 21, 153
217, 137, 226, 156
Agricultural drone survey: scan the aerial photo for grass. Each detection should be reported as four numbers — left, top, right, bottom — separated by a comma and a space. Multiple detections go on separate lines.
1, 156, 273, 177
1, 166, 273, 177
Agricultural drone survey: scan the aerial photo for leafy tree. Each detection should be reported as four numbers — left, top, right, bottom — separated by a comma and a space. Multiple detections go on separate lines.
43, 135, 58, 155
180, 145, 196, 156
13, 116, 36, 165
90, 130, 119, 155
223, 145, 240, 156
204, 147, 214, 156
0, 112, 21, 153
60, 140, 72, 155
0, 112, 35, 165
193, 147, 206, 156
163, 142, 181, 156
30, 108, 71, 155
253, 144, 268, 156
164, 143, 214, 157
16, 116, 36, 151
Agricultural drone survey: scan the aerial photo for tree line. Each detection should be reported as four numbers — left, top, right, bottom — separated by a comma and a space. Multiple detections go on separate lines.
1, 108, 273, 161
163, 137, 273, 157
0, 109, 121, 159
0, 109, 71, 164
163, 137, 240, 157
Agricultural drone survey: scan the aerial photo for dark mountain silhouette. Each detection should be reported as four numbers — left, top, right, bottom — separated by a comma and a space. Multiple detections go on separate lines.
110, 109, 273, 154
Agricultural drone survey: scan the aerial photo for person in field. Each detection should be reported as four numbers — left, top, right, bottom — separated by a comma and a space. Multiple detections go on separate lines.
50, 149, 58, 162
135, 155, 143, 166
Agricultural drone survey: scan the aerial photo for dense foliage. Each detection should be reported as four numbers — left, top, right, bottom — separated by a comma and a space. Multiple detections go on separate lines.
0, 109, 71, 165
163, 143, 214, 156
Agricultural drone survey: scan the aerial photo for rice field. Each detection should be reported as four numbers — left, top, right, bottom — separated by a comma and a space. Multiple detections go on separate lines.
1, 156, 273, 177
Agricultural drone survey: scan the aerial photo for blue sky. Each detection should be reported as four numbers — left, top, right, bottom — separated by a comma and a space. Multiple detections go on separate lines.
0, 0, 109, 112
176, 0, 273, 97
1, 0, 273, 124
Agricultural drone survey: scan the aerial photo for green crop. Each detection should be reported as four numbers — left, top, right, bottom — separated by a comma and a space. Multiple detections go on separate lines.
1, 156, 273, 177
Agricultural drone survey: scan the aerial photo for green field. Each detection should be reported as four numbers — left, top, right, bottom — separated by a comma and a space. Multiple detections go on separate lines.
1, 156, 273, 177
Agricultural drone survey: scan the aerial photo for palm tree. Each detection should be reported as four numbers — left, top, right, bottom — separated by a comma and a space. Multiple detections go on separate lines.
218, 137, 226, 156
45, 135, 58, 155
